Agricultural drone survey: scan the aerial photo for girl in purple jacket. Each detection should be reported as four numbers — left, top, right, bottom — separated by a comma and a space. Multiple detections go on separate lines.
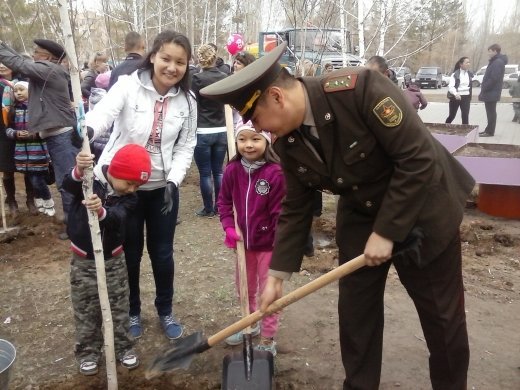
217, 120, 286, 356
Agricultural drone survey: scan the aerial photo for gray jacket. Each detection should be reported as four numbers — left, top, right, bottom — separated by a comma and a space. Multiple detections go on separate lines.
0, 42, 76, 134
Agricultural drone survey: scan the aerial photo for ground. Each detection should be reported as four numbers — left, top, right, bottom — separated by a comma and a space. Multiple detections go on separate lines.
1, 169, 519, 390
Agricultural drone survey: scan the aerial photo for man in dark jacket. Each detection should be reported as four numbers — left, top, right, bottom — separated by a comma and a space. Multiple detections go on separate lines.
201, 43, 474, 390
108, 32, 145, 90
0, 38, 79, 238
478, 43, 508, 137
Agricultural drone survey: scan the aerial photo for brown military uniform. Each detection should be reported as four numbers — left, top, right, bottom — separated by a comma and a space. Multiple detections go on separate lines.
271, 68, 473, 390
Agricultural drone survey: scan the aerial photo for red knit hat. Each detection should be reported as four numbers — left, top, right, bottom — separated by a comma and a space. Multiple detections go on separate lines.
108, 144, 151, 184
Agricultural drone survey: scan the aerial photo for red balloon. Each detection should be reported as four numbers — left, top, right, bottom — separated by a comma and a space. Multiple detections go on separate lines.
226, 33, 244, 55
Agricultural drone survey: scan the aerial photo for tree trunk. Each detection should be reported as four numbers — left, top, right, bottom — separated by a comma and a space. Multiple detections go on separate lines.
57, 2, 118, 389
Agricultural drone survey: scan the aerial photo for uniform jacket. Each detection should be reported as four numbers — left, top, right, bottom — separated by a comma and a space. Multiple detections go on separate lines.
217, 160, 285, 251
191, 67, 228, 128
271, 68, 475, 272
86, 69, 197, 187
62, 165, 138, 260
0, 42, 76, 134
479, 53, 508, 102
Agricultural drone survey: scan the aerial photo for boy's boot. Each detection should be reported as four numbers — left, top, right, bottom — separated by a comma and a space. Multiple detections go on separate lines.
34, 198, 45, 213
42, 199, 56, 217
24, 176, 38, 215
2, 177, 18, 217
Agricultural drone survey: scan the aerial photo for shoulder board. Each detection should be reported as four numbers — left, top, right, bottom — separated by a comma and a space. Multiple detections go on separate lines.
323, 72, 358, 92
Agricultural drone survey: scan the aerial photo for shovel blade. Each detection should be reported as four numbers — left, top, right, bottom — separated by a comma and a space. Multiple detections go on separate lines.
222, 349, 274, 390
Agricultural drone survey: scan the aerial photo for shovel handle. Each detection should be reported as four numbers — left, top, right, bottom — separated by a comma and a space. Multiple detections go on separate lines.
208, 254, 366, 347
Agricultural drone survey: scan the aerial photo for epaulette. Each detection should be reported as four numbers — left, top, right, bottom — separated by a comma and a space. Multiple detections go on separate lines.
323, 69, 359, 92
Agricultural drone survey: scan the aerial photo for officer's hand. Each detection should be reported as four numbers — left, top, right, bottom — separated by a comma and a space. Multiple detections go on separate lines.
75, 151, 95, 175
161, 182, 177, 215
82, 194, 102, 214
260, 276, 284, 313
364, 232, 393, 266
224, 227, 241, 249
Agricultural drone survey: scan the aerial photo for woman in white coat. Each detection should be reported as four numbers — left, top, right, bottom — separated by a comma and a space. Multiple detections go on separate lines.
86, 30, 197, 341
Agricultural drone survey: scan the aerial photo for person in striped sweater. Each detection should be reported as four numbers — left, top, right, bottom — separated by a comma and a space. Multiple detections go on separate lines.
6, 81, 55, 216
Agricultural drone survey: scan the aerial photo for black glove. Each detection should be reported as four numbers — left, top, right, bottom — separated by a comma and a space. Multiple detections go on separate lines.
161, 182, 177, 215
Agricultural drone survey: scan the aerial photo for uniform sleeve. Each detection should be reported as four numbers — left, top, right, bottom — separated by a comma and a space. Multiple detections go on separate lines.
354, 70, 436, 242
267, 166, 286, 233
270, 150, 315, 273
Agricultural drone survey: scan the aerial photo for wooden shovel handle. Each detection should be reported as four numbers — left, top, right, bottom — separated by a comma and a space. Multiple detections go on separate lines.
208, 254, 366, 347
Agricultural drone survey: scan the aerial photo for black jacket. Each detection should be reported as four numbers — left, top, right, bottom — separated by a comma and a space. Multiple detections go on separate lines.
108, 53, 143, 90
192, 67, 228, 128
62, 166, 138, 259
479, 53, 508, 102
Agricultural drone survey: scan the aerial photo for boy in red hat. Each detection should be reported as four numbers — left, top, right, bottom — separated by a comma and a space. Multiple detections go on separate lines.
62, 144, 151, 376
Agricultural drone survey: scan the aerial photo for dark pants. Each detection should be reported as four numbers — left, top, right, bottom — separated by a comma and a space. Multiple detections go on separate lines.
339, 234, 469, 390
27, 173, 51, 200
45, 130, 80, 224
124, 186, 179, 317
484, 101, 498, 135
193, 132, 227, 213
445, 95, 471, 125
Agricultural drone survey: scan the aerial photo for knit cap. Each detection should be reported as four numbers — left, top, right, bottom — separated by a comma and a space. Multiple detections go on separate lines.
14, 81, 29, 90
108, 144, 151, 184
235, 120, 271, 143
95, 71, 111, 89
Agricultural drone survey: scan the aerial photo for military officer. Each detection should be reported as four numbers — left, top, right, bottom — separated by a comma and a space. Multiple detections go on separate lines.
200, 43, 474, 390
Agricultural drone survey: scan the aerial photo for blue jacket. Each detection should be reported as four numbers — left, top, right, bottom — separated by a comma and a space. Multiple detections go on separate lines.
479, 53, 508, 102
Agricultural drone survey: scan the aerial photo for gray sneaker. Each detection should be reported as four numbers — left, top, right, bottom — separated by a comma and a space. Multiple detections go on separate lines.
225, 323, 261, 346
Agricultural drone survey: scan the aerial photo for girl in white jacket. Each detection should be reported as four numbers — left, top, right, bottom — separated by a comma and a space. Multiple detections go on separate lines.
86, 30, 197, 341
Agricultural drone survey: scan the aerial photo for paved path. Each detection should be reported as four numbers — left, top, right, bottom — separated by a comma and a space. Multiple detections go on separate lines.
418, 101, 520, 146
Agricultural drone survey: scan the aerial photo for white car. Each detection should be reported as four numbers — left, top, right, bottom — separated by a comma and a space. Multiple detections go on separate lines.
442, 74, 450, 87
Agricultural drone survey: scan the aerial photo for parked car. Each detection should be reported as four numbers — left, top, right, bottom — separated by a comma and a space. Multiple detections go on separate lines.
502, 73, 519, 89
416, 66, 442, 89
390, 66, 412, 89
471, 64, 520, 88
442, 74, 450, 87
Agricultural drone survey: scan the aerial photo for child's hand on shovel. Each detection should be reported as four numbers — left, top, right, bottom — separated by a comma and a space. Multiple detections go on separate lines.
260, 275, 284, 313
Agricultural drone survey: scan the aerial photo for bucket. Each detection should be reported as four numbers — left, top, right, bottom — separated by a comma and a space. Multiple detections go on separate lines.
0, 339, 16, 390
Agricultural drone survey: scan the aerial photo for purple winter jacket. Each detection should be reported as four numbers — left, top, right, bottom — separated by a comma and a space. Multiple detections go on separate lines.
217, 160, 286, 251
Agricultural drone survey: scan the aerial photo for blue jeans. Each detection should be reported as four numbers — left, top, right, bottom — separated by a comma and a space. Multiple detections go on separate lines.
124, 186, 179, 317
45, 130, 80, 223
27, 173, 51, 200
193, 132, 227, 213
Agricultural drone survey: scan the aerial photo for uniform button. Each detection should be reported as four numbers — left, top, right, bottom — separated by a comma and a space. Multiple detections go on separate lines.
337, 178, 344, 185
325, 113, 331, 120
288, 136, 295, 143
307, 182, 313, 187
297, 166, 307, 174
365, 201, 372, 208
352, 185, 358, 191
360, 152, 366, 159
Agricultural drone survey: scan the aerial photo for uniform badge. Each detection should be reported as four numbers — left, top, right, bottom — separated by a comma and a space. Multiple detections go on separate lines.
255, 179, 270, 195
373, 97, 402, 127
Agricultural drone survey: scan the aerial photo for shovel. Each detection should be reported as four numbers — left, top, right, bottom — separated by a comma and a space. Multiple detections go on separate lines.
220, 206, 272, 389
145, 227, 424, 379
0, 180, 19, 236
146, 253, 367, 379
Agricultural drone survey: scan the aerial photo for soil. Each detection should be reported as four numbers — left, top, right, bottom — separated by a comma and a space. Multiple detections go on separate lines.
454, 143, 520, 158
1, 170, 520, 390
